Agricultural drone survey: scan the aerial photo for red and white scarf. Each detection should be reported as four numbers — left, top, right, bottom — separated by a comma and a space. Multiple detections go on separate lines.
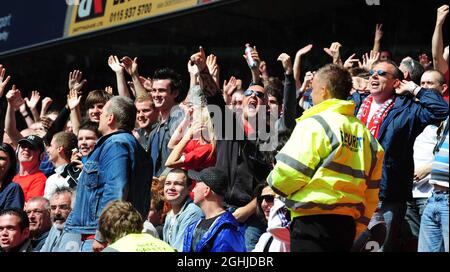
357, 95, 395, 138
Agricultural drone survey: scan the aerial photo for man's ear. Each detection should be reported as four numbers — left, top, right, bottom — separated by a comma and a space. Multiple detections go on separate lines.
442, 83, 448, 95
393, 78, 401, 89
322, 86, 331, 101
204, 186, 212, 198
172, 89, 179, 100
403, 71, 410, 81
107, 113, 114, 126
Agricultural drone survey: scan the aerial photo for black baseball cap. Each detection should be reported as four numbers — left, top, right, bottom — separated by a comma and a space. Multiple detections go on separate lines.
17, 135, 45, 153
188, 167, 228, 197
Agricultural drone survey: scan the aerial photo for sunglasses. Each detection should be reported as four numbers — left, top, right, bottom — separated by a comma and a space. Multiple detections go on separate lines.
369, 69, 395, 77
244, 89, 265, 99
258, 194, 275, 203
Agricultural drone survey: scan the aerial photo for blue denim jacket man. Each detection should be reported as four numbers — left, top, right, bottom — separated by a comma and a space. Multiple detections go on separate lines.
64, 96, 152, 252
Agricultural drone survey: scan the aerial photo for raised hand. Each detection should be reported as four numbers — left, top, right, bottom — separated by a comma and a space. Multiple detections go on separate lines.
127, 81, 136, 97
206, 54, 217, 75
24, 90, 41, 110
104, 86, 113, 95
223, 76, 238, 96
121, 56, 139, 76
108, 55, 125, 74
40, 97, 53, 117
139, 76, 153, 91
294, 44, 313, 89
243, 44, 261, 70
190, 46, 207, 72
324, 42, 342, 58
277, 53, 293, 74
68, 70, 87, 94
324, 42, 343, 65
188, 60, 200, 76
40, 116, 54, 131
396, 80, 419, 95
0, 64, 11, 98
259, 61, 268, 76
67, 89, 82, 110
374, 24, 383, 42
300, 71, 314, 93
296, 44, 313, 57
437, 5, 449, 24
343, 53, 362, 69
6, 85, 25, 110
362, 50, 380, 70
206, 54, 220, 87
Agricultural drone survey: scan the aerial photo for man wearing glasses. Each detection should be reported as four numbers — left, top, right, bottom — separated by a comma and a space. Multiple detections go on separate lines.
41, 187, 81, 252
352, 60, 449, 251
190, 46, 273, 251
24, 196, 52, 251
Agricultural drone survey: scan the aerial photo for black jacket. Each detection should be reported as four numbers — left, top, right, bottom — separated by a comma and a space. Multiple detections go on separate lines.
207, 93, 272, 208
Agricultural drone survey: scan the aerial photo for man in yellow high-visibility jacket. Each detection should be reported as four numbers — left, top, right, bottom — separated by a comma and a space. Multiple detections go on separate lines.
268, 64, 384, 252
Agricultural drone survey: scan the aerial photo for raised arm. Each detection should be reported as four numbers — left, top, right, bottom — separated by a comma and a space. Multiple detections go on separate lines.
5, 86, 25, 146
121, 56, 146, 98
0, 64, 11, 98
187, 60, 200, 88
206, 54, 220, 89
222, 76, 238, 105
293, 44, 313, 90
165, 123, 194, 168
362, 50, 380, 71
324, 42, 343, 66
68, 70, 87, 96
372, 24, 383, 53
277, 53, 297, 131
0, 64, 11, 143
192, 46, 220, 97
167, 107, 192, 150
243, 43, 262, 85
39, 97, 53, 120
108, 55, 130, 98
18, 103, 34, 128
432, 5, 449, 74
24, 90, 41, 122
67, 88, 82, 135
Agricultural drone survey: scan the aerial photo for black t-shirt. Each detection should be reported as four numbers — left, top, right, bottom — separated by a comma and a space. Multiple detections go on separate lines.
191, 213, 222, 252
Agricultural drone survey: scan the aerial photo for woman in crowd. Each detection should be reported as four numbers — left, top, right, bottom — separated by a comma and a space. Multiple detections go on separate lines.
0, 143, 25, 210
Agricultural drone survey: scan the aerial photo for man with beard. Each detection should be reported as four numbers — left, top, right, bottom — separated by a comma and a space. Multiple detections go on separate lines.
40, 187, 81, 252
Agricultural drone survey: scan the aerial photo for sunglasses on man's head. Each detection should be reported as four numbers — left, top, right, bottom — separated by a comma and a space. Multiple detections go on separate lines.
244, 89, 265, 99
369, 69, 395, 77
258, 194, 275, 203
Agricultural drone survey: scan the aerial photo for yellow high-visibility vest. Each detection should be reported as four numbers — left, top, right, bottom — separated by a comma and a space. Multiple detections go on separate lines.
104, 233, 176, 252
268, 99, 384, 236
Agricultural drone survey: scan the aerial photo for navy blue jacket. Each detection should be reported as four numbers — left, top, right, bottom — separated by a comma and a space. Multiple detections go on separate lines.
183, 211, 246, 252
352, 89, 449, 201
0, 181, 25, 211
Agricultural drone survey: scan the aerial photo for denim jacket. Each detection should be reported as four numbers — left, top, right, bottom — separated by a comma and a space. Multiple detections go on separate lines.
65, 130, 152, 238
